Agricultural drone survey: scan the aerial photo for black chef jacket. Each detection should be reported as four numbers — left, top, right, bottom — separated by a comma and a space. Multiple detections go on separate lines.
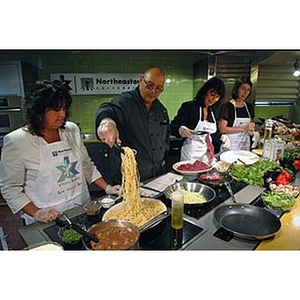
95, 87, 170, 182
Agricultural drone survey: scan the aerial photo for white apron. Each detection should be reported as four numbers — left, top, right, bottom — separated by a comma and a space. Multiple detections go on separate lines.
22, 135, 90, 224
226, 99, 251, 151
180, 107, 217, 163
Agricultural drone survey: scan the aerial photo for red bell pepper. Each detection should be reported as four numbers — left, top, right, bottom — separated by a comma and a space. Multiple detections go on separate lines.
294, 160, 300, 171
276, 170, 293, 185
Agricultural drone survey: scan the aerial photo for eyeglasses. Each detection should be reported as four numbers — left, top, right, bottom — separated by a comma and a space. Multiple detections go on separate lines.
142, 77, 164, 94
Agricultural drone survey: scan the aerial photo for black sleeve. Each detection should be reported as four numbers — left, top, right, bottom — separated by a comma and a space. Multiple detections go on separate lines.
95, 94, 128, 139
248, 102, 255, 119
219, 102, 235, 127
170, 102, 195, 137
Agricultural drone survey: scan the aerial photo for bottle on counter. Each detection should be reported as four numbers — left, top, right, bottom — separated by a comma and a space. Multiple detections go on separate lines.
263, 119, 273, 141
262, 119, 274, 160
171, 190, 184, 230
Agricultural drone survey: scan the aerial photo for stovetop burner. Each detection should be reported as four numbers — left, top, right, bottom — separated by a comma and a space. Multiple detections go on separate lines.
161, 179, 247, 219
43, 212, 204, 250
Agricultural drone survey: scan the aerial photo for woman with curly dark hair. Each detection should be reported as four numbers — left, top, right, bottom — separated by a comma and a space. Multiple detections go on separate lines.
170, 77, 225, 163
1, 80, 120, 225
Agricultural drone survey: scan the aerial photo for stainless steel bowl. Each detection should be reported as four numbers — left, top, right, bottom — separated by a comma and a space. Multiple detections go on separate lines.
164, 182, 216, 206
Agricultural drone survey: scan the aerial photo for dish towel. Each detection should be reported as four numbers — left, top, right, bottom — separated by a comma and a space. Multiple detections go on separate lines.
142, 172, 184, 192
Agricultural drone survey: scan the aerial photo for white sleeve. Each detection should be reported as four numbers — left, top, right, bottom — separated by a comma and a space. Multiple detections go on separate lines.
0, 133, 32, 214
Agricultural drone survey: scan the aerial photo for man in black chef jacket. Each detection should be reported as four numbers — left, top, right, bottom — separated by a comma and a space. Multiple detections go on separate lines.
95, 67, 170, 183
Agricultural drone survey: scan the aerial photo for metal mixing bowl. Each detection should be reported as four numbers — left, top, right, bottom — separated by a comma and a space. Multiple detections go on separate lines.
164, 182, 216, 206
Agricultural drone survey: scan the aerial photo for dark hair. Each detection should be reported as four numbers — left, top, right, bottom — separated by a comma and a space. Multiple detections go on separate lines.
24, 80, 72, 136
231, 76, 253, 100
194, 77, 225, 107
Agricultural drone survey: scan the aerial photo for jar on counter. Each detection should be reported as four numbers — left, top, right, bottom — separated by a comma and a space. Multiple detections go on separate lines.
263, 119, 273, 142
262, 119, 274, 160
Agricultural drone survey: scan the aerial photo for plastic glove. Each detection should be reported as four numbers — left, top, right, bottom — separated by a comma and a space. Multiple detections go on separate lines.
220, 134, 231, 149
179, 126, 193, 138
33, 209, 60, 223
106, 184, 121, 195
251, 131, 260, 149
97, 119, 120, 147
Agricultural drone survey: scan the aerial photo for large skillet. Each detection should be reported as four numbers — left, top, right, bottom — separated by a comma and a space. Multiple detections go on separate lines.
213, 204, 281, 240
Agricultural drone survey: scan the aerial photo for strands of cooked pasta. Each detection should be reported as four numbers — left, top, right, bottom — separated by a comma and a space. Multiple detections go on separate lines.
177, 188, 207, 204
104, 146, 165, 228
121, 147, 141, 213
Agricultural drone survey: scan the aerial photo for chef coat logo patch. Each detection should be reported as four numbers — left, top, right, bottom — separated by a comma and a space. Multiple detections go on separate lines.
56, 156, 79, 183
80, 78, 94, 91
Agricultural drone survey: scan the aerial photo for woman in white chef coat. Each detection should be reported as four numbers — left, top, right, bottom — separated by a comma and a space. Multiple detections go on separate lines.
170, 77, 226, 164
0, 80, 120, 224
219, 76, 255, 151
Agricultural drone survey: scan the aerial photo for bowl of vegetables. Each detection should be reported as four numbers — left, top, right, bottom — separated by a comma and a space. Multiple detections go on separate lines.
261, 191, 297, 212
58, 226, 86, 245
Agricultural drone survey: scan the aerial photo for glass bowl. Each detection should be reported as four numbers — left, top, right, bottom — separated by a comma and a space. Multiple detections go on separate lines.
261, 191, 296, 212
99, 195, 117, 209
58, 226, 86, 245
83, 200, 102, 215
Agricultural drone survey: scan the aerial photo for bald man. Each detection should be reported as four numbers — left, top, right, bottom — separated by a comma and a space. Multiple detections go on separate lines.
95, 67, 170, 182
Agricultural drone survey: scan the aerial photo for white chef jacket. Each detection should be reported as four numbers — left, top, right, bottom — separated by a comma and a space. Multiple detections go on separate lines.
0, 121, 102, 215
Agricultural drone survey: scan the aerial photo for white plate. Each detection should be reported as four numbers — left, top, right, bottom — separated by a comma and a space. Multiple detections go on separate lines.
220, 150, 259, 165
172, 160, 213, 175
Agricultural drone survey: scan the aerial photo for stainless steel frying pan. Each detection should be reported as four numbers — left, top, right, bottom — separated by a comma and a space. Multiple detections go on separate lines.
213, 204, 281, 240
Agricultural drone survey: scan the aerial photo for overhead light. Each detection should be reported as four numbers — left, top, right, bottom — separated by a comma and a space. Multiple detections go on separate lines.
293, 58, 300, 77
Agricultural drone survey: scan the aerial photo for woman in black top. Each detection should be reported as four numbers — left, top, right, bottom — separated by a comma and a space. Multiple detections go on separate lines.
170, 77, 225, 163
219, 76, 255, 151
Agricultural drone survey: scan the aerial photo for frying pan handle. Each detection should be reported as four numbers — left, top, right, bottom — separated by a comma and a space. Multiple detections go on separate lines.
139, 211, 169, 233
224, 182, 237, 203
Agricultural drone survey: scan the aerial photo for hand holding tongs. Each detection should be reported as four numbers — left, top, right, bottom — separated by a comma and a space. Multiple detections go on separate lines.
191, 130, 209, 135
113, 142, 125, 154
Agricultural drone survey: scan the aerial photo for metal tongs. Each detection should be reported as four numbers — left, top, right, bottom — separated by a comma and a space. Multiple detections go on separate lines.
224, 181, 237, 203
224, 161, 237, 203
56, 214, 99, 243
113, 142, 125, 154
191, 130, 209, 135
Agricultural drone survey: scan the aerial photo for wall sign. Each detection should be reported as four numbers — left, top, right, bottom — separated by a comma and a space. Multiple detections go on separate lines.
50, 73, 140, 95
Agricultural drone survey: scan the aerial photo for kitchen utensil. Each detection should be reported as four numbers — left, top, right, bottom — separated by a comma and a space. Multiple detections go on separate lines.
113, 142, 124, 154
55, 215, 99, 243
99, 195, 118, 209
83, 200, 102, 215
139, 211, 170, 233
113, 143, 137, 155
164, 182, 216, 206
191, 130, 209, 135
82, 220, 140, 250
58, 225, 86, 245
224, 181, 237, 203
213, 204, 281, 240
